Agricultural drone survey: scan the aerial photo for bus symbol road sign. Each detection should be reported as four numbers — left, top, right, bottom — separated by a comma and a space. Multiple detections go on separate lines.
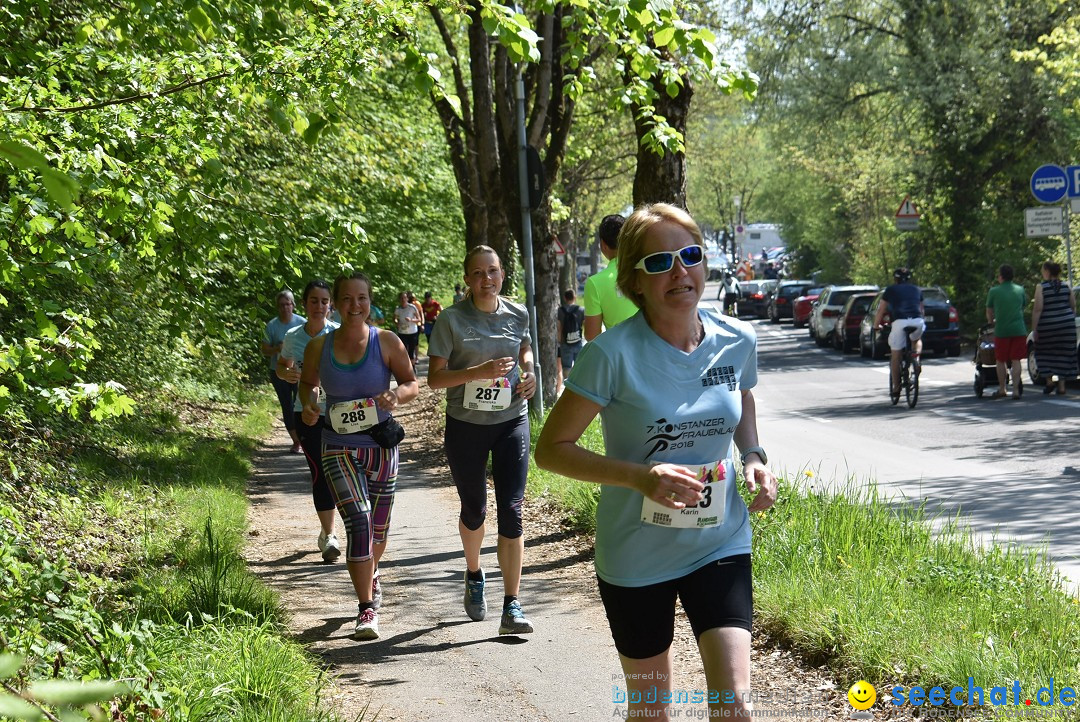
1031, 164, 1068, 204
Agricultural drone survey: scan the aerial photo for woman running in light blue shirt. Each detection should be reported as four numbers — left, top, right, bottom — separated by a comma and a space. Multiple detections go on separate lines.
536, 204, 777, 720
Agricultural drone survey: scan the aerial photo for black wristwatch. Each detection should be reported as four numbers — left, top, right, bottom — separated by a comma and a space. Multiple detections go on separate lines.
740, 446, 768, 465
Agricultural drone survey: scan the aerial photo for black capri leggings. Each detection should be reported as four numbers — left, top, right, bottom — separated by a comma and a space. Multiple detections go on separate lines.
269, 371, 297, 432
294, 412, 335, 512
444, 414, 529, 539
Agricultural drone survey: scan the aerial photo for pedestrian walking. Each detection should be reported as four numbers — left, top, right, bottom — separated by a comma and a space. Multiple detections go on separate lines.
1032, 261, 1077, 395
584, 214, 639, 341
277, 280, 341, 561
535, 203, 776, 719
298, 272, 418, 641
985, 263, 1027, 399
262, 289, 306, 453
427, 245, 538, 636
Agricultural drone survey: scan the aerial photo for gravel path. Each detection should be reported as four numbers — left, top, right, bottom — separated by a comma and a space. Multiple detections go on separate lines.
244, 364, 858, 721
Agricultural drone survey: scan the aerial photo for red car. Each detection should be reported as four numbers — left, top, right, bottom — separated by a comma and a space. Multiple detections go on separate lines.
833, 292, 877, 353
792, 287, 824, 328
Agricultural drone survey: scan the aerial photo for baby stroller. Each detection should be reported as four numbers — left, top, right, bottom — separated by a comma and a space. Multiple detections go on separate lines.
973, 324, 1019, 397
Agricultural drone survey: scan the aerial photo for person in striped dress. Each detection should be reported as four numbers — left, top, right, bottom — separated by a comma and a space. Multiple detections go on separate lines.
1032, 262, 1077, 395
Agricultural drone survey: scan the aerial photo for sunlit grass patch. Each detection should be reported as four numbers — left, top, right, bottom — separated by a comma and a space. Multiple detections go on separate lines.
751, 469, 1080, 704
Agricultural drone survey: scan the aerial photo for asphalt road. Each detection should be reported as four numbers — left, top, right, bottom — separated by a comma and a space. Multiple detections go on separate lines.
703, 286, 1080, 590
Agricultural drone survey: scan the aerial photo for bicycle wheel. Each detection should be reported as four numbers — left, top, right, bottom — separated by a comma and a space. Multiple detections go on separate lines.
889, 366, 900, 405
905, 357, 919, 408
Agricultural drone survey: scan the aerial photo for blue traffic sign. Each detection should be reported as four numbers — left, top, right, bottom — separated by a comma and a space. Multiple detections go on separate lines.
1068, 165, 1080, 199
1031, 164, 1067, 204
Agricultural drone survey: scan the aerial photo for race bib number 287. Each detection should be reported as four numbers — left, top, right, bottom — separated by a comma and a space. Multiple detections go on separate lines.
464, 377, 512, 411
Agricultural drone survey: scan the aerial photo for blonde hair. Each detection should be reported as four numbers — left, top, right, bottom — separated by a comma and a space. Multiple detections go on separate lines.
616, 203, 705, 309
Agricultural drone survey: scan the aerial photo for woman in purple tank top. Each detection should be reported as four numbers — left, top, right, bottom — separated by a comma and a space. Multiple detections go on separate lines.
299, 272, 418, 641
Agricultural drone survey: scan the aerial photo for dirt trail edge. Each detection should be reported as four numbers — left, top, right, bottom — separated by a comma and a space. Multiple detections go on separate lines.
245, 371, 852, 721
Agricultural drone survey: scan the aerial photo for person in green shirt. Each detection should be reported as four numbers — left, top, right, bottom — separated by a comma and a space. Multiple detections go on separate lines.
584, 214, 640, 341
985, 263, 1027, 399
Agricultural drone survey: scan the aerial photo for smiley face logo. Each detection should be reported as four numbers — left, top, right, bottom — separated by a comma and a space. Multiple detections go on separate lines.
847, 681, 876, 711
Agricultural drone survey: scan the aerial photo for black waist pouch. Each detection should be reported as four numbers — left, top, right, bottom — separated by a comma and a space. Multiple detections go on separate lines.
365, 415, 405, 449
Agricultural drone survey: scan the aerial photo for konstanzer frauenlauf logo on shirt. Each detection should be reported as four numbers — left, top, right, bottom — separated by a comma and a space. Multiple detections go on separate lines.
643, 416, 733, 460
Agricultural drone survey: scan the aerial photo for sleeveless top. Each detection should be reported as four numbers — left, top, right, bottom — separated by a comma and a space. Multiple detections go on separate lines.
319, 327, 391, 447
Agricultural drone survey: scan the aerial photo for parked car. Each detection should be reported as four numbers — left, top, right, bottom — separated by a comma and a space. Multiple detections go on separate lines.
859, 286, 961, 359
738, 279, 778, 319
833, 292, 877, 353
705, 249, 728, 281
811, 285, 879, 346
1027, 286, 1080, 384
793, 287, 824, 329
767, 280, 814, 323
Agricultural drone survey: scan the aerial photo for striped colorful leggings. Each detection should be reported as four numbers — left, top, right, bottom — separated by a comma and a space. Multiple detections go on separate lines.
321, 443, 399, 562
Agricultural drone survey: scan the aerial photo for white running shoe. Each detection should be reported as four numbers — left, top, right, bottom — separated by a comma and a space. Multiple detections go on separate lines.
354, 608, 379, 641
317, 531, 341, 562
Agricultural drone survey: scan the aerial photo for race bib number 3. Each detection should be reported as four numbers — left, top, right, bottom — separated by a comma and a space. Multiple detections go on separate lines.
641, 461, 729, 529
464, 377, 512, 411
329, 397, 377, 434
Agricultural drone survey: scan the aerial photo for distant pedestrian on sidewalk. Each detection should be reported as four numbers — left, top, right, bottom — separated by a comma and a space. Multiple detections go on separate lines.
1032, 261, 1077, 395
262, 289, 306, 453
584, 214, 639, 342
299, 272, 419, 641
535, 203, 777, 720
427, 245, 538, 636
556, 288, 585, 396
421, 291, 443, 344
986, 264, 1027, 399
394, 291, 422, 368
277, 279, 341, 562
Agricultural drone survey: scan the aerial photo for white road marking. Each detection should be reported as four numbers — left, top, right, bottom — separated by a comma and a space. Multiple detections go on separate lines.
786, 410, 833, 424
1045, 399, 1080, 408
931, 409, 988, 423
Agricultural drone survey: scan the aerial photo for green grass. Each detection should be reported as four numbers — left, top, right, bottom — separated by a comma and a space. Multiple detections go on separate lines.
527, 414, 602, 532
526, 408, 1080, 718
752, 469, 1080, 706
0, 389, 350, 722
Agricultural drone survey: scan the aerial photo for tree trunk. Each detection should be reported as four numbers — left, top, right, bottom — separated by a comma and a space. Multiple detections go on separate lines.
631, 70, 693, 209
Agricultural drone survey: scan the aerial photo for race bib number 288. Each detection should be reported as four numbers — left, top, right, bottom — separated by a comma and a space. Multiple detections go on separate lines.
328, 397, 377, 434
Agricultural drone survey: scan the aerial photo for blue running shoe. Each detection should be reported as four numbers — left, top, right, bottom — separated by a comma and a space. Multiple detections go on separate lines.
463, 569, 487, 621
498, 600, 534, 635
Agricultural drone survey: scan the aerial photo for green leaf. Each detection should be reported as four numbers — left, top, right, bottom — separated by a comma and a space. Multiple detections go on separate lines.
41, 169, 80, 211
0, 654, 24, 679
0, 692, 43, 721
187, 5, 214, 38
28, 680, 130, 707
302, 115, 329, 145
269, 106, 292, 134
653, 26, 676, 47
0, 142, 48, 171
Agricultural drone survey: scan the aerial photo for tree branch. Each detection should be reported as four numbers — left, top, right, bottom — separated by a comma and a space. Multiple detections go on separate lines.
429, 6, 474, 131
7, 71, 233, 114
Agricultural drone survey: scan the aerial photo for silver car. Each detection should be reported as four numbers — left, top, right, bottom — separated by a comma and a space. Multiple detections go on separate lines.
810, 285, 879, 346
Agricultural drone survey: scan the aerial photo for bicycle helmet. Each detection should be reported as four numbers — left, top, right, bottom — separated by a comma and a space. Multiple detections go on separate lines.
893, 267, 912, 282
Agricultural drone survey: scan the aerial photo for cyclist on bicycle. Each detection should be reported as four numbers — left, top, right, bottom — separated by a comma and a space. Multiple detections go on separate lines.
873, 267, 925, 395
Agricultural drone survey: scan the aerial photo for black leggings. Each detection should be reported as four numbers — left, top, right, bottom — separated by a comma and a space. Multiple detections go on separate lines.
294, 412, 334, 512
444, 414, 529, 539
269, 372, 297, 431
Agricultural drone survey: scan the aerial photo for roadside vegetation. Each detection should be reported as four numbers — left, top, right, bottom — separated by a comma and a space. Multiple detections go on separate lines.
0, 386, 346, 721
527, 415, 1080, 719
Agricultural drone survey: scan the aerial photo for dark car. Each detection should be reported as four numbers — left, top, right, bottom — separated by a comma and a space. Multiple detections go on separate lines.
792, 287, 824, 328
859, 286, 961, 359
767, 280, 814, 323
833, 292, 877, 353
738, 280, 777, 319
